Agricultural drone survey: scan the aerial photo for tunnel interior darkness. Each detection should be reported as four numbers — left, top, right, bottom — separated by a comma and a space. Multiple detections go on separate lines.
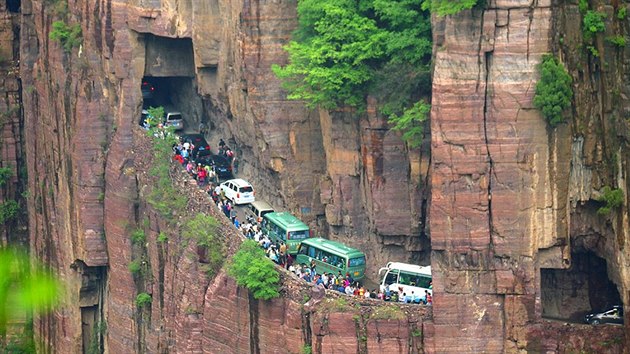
7, 0, 20, 13
541, 251, 621, 322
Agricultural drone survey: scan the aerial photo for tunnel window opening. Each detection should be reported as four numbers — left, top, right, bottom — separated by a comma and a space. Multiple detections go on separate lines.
541, 251, 621, 322
7, 0, 20, 13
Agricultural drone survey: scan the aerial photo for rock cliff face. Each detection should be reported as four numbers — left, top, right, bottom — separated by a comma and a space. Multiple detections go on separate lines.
430, 0, 629, 352
7, 0, 629, 353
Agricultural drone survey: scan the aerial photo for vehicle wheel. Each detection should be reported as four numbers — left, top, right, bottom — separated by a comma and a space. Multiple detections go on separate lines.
590, 319, 600, 325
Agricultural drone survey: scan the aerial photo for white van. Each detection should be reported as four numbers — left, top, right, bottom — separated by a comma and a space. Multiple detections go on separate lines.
220, 179, 255, 205
165, 111, 184, 131
378, 262, 432, 300
248, 200, 274, 222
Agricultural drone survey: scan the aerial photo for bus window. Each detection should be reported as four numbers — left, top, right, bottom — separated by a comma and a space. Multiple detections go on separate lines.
416, 275, 431, 288
308, 246, 316, 258
399, 272, 415, 286
298, 244, 309, 255
384, 270, 399, 285
348, 256, 366, 267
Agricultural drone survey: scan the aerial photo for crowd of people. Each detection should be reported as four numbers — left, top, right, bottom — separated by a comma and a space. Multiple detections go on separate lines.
167, 129, 431, 305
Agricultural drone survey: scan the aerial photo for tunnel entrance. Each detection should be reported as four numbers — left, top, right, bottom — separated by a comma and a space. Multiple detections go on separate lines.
541, 251, 621, 322
141, 34, 204, 131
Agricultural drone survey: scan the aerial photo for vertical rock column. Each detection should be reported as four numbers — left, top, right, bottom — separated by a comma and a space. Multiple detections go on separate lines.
429, 1, 553, 352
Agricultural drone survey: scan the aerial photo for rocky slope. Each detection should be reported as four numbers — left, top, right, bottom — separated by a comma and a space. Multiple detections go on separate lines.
3, 0, 628, 353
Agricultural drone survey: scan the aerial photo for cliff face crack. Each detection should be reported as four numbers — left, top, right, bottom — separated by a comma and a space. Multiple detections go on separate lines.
483, 50, 496, 248
248, 293, 260, 354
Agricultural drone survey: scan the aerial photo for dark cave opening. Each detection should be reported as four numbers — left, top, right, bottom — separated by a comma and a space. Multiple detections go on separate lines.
6, 0, 20, 13
541, 251, 621, 322
140, 34, 204, 131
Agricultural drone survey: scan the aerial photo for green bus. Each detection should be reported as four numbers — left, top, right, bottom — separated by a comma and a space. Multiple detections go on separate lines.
262, 212, 311, 254
296, 238, 366, 281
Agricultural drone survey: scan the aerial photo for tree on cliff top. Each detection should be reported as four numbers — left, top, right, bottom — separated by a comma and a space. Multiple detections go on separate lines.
228, 240, 280, 300
273, 0, 436, 147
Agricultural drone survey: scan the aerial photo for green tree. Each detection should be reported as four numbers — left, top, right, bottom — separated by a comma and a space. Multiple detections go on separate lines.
0, 167, 12, 187
135, 293, 152, 308
273, 0, 434, 147
421, 0, 479, 17
388, 101, 430, 148
533, 55, 573, 127
182, 214, 224, 276
49, 20, 82, 52
227, 240, 280, 300
0, 199, 20, 224
597, 186, 624, 215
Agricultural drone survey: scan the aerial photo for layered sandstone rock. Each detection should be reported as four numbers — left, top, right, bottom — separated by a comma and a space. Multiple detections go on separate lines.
430, 0, 629, 352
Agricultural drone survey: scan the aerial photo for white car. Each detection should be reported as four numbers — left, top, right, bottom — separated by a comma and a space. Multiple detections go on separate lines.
220, 179, 255, 205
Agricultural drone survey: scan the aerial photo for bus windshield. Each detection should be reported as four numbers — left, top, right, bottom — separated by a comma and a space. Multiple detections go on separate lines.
289, 230, 309, 240
348, 256, 366, 267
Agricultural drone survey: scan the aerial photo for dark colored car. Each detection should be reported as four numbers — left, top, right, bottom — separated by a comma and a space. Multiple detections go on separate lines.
585, 306, 624, 325
197, 154, 233, 179
180, 134, 211, 159
141, 81, 155, 99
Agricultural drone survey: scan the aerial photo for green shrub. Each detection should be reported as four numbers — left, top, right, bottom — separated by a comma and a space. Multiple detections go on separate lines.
227, 240, 280, 300
597, 186, 624, 215
135, 293, 152, 308
586, 45, 600, 57
618, 7, 627, 20
578, 0, 589, 14
128, 260, 142, 275
146, 127, 188, 220
533, 54, 573, 127
0, 199, 20, 224
387, 101, 430, 148
301, 345, 313, 354
182, 214, 224, 274
583, 11, 606, 39
130, 229, 146, 245
606, 35, 627, 47
145, 106, 164, 128
157, 232, 168, 244
412, 328, 422, 337
0, 167, 12, 186
49, 20, 82, 52
421, 0, 479, 16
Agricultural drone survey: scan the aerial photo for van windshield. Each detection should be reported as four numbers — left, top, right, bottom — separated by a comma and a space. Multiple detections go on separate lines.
167, 114, 182, 121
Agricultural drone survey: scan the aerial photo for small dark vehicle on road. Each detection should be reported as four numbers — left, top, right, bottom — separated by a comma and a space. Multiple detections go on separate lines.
197, 154, 233, 179
585, 306, 623, 325
180, 134, 211, 159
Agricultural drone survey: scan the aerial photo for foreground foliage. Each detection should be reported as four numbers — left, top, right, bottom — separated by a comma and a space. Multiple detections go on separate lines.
533, 55, 573, 127
0, 248, 62, 336
228, 240, 280, 300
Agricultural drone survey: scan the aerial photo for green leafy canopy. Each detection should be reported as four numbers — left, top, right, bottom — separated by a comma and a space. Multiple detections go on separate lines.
533, 55, 573, 127
273, 0, 443, 147
228, 240, 280, 300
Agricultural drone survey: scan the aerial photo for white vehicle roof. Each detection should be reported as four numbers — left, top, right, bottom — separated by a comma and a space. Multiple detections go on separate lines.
222, 178, 253, 188
385, 262, 431, 276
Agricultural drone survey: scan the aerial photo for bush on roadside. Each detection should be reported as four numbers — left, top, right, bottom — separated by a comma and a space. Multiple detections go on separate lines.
227, 240, 280, 300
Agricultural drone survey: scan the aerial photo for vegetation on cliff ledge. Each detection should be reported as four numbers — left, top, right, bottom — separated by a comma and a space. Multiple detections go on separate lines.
228, 240, 280, 300
273, 0, 435, 147
533, 55, 573, 127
